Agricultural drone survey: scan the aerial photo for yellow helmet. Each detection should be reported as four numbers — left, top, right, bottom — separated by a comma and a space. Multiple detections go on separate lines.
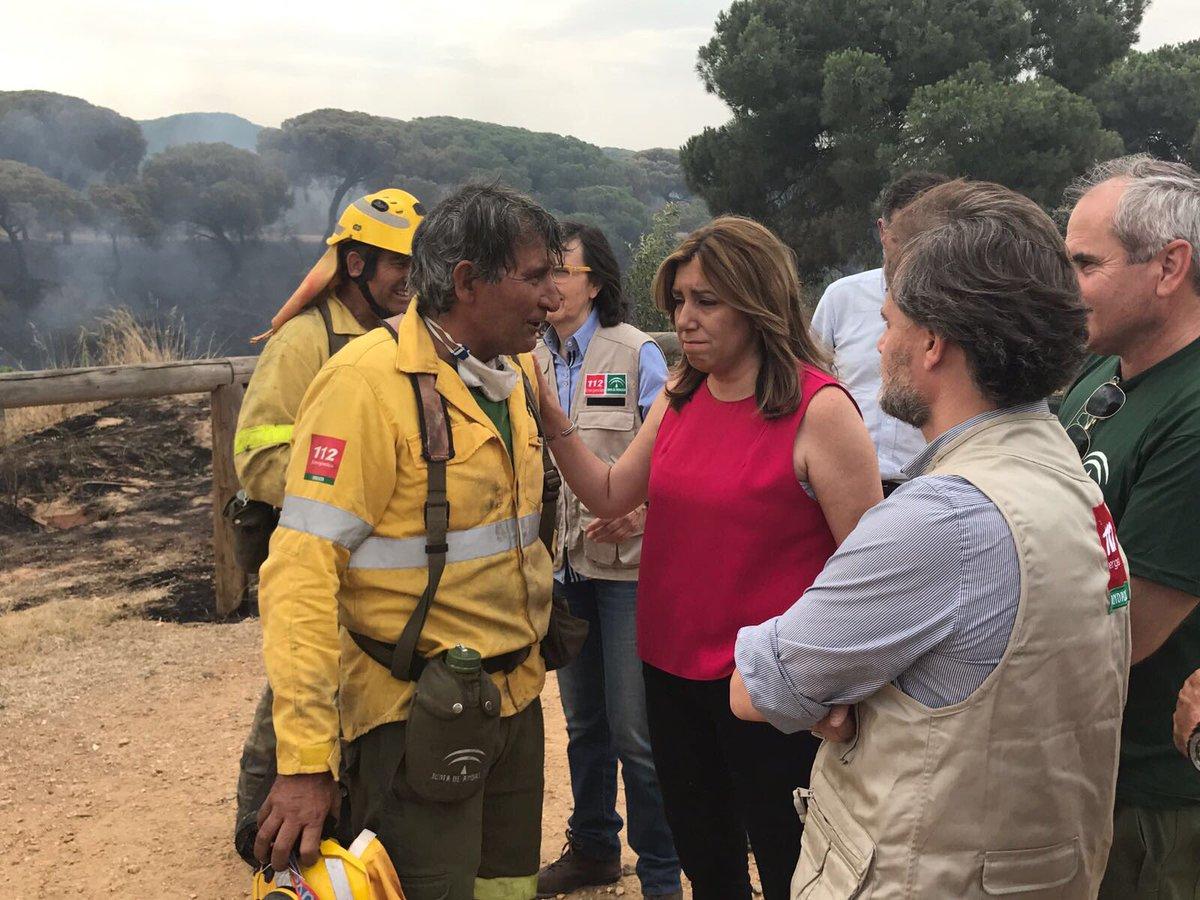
251, 188, 425, 342
326, 188, 425, 257
251, 830, 406, 900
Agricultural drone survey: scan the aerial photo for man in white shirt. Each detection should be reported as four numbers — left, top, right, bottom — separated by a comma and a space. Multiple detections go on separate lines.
811, 171, 950, 492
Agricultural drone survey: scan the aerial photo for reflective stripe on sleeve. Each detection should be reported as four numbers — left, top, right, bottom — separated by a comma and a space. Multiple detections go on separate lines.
278, 495, 374, 550
234, 423, 294, 454
348, 829, 376, 858
348, 512, 540, 570
324, 857, 354, 900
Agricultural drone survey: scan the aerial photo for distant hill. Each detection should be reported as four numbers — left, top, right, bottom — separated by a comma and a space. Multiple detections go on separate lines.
139, 112, 262, 155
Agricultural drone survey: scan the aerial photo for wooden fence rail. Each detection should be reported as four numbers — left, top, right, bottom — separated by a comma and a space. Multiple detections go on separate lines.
0, 333, 679, 617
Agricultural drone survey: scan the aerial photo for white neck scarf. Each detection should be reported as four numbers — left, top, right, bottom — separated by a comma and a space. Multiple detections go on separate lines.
424, 317, 518, 402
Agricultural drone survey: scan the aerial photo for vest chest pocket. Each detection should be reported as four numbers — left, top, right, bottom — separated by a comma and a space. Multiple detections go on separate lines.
577, 409, 636, 459
403, 423, 507, 521
576, 408, 642, 568
404, 422, 492, 469
791, 787, 875, 900
981, 837, 1080, 896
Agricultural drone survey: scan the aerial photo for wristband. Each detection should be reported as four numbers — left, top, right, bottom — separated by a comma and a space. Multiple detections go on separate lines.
545, 422, 578, 442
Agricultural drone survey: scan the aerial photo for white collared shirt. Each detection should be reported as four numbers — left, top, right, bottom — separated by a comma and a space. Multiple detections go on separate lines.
811, 267, 926, 481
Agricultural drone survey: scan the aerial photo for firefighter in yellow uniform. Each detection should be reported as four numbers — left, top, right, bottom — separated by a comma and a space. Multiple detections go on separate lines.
253, 183, 564, 900
232, 188, 425, 863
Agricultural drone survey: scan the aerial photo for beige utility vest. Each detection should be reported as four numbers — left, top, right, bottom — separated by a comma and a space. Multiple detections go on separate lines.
792, 409, 1130, 900
534, 322, 654, 581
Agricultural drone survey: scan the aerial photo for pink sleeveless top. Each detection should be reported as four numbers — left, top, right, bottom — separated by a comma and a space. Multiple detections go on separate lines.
637, 365, 846, 680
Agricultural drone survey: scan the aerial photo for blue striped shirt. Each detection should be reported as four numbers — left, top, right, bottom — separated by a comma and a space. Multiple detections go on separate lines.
733, 403, 1039, 734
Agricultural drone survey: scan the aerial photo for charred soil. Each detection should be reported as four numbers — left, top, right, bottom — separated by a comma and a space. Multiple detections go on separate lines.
0, 396, 678, 897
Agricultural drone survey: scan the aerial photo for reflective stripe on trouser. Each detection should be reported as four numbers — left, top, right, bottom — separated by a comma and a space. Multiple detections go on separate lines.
473, 874, 539, 900
279, 494, 540, 567
234, 423, 294, 454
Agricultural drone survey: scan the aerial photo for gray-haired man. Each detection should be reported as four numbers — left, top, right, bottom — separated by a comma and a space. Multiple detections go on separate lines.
254, 183, 563, 900
1060, 155, 1200, 899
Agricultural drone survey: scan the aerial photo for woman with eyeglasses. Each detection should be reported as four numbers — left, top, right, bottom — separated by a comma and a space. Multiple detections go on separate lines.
535, 216, 883, 900
532, 222, 682, 899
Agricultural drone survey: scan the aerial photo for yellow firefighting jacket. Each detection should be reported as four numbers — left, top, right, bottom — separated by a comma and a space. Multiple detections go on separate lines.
259, 305, 552, 777
234, 292, 368, 507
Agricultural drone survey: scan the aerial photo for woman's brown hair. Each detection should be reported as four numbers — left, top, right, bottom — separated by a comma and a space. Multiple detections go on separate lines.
652, 215, 830, 419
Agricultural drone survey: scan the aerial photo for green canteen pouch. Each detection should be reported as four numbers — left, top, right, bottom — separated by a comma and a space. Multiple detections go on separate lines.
223, 492, 279, 574
404, 656, 501, 802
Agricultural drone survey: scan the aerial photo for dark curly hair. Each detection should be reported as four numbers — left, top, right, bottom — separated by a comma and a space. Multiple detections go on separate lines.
411, 181, 562, 317
560, 221, 628, 327
880, 171, 952, 220
886, 180, 1087, 407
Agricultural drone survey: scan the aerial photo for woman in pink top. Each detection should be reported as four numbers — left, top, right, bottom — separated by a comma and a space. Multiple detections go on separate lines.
538, 216, 882, 900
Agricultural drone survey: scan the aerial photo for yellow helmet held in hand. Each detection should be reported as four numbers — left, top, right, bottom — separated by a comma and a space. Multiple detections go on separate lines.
327, 189, 425, 257
251, 830, 407, 900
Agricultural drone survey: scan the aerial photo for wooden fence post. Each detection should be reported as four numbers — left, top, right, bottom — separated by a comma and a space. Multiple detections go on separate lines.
210, 382, 246, 616
0, 339, 681, 619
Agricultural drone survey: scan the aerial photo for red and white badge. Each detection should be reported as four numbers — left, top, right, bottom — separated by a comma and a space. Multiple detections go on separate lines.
304, 435, 346, 485
584, 373, 608, 396
1092, 502, 1130, 612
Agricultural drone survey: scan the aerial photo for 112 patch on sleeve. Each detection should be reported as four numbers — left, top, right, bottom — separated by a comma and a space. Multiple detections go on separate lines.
304, 435, 346, 485
1093, 502, 1130, 613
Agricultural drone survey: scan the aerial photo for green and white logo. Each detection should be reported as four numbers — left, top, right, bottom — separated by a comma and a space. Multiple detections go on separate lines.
606, 373, 627, 396
1108, 582, 1130, 613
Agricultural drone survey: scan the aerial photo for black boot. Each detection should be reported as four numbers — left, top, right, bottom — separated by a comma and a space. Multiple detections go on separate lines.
536, 831, 621, 897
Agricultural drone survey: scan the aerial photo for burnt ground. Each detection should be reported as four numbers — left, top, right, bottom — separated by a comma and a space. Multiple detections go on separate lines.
0, 397, 699, 897
0, 396, 250, 624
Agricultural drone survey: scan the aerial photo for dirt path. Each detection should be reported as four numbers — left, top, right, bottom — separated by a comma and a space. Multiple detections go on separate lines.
0, 615, 672, 898
0, 398, 706, 897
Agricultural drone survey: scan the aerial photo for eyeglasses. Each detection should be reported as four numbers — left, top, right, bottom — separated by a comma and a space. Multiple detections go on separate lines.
550, 265, 592, 283
1066, 378, 1125, 457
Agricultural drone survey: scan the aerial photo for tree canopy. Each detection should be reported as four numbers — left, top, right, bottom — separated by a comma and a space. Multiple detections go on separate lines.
256, 110, 705, 262
0, 159, 90, 287
896, 68, 1124, 208
140, 142, 290, 273
0, 90, 145, 190
682, 0, 1165, 277
258, 109, 408, 234
1089, 39, 1200, 165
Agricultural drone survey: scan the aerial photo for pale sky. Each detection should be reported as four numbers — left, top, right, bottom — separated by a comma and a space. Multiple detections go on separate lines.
2, 0, 1197, 151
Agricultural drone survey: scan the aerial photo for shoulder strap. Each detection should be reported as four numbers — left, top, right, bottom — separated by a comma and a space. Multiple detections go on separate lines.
317, 299, 351, 357
516, 364, 560, 555
349, 317, 453, 682
384, 372, 454, 681
349, 345, 556, 682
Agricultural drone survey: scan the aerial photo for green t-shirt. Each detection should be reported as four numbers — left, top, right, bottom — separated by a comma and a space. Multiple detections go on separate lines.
1059, 335, 1200, 809
468, 386, 514, 460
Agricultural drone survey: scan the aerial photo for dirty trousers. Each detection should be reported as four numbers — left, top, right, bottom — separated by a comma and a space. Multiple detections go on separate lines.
235, 684, 277, 846
345, 698, 545, 900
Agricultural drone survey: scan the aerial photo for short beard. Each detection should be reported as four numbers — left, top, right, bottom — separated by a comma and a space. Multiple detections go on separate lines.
879, 372, 931, 429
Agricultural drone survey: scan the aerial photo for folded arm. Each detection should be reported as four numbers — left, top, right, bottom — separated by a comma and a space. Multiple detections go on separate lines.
733, 478, 989, 733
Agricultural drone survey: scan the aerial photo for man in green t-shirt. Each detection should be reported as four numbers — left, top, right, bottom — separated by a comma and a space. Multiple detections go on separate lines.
1061, 154, 1200, 898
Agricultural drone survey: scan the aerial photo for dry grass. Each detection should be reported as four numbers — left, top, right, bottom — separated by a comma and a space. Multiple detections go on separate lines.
0, 307, 189, 447
0, 593, 139, 660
